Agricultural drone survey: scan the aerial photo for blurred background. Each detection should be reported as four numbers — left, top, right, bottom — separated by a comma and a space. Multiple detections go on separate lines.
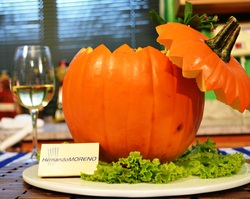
0, 0, 160, 71
0, 0, 250, 121
0, 0, 160, 120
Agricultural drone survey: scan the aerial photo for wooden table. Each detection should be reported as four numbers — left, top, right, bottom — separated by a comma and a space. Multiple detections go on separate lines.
1, 160, 250, 199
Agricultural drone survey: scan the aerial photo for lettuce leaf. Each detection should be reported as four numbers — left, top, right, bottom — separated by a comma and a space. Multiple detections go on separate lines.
174, 138, 245, 178
81, 138, 245, 184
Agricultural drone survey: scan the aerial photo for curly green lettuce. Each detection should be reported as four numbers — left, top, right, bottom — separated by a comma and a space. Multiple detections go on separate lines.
174, 138, 245, 178
80, 138, 245, 184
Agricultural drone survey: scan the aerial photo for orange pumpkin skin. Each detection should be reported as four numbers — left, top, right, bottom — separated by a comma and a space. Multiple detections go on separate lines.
62, 44, 205, 163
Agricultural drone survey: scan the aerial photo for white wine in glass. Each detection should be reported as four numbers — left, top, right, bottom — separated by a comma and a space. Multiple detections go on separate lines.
12, 45, 55, 161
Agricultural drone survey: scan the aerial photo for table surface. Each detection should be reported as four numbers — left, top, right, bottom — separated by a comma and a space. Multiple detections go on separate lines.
0, 161, 250, 199
1, 116, 250, 143
1, 150, 250, 199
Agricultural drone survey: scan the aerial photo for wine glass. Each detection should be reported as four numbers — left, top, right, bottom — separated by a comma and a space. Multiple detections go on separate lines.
11, 45, 55, 161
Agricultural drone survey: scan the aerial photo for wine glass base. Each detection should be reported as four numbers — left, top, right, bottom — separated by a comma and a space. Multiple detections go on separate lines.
25, 149, 39, 164
24, 157, 38, 164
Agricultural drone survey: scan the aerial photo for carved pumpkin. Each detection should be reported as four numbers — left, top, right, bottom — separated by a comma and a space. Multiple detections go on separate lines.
62, 44, 204, 162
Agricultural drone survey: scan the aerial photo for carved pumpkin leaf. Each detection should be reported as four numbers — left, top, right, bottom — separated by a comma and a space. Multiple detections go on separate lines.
156, 22, 250, 112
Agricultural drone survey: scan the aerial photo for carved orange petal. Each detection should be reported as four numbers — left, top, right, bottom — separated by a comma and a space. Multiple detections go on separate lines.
156, 23, 250, 112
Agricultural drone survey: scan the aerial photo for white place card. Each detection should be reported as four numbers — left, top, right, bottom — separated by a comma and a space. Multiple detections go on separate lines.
38, 143, 99, 177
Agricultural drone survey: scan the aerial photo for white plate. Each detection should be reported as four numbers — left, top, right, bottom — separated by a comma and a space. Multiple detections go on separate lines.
22, 164, 250, 198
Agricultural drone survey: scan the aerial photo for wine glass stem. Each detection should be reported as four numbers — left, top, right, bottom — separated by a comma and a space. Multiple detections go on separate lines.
30, 108, 39, 159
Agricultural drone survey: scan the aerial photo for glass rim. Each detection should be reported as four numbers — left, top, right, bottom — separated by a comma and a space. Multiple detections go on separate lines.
15, 45, 50, 50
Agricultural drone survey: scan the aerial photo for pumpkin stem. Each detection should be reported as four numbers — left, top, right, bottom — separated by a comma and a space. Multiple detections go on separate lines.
205, 16, 240, 62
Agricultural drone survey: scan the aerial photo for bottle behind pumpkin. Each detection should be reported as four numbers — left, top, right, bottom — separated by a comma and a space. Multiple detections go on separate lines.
0, 71, 21, 120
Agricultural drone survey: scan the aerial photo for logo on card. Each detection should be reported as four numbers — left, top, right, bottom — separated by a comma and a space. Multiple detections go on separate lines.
47, 147, 60, 165
41, 146, 98, 166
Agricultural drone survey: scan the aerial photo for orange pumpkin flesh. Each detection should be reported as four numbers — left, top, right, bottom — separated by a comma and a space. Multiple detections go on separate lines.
63, 44, 204, 163
156, 22, 250, 112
